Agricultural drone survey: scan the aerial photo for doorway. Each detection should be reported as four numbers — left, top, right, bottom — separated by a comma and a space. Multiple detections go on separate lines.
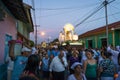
88, 40, 93, 48
101, 38, 107, 47
4, 34, 12, 61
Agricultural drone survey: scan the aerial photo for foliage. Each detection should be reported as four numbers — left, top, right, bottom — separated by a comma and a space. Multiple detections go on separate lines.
29, 40, 34, 47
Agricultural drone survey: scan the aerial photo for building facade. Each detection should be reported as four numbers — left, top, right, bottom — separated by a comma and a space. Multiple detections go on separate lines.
0, 0, 17, 79
79, 21, 120, 49
0, 0, 34, 79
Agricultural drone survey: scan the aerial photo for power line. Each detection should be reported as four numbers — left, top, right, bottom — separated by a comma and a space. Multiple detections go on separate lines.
36, 7, 82, 10
114, 0, 120, 4
36, 3, 101, 17
75, 3, 104, 28
110, 4, 120, 10
82, 11, 120, 24
109, 5, 120, 20
35, 2, 101, 11
109, 0, 116, 3
111, 12, 119, 20
37, 3, 101, 18
74, 0, 115, 28
39, 8, 82, 17
109, 0, 120, 20
73, 4, 103, 24
74, 0, 115, 46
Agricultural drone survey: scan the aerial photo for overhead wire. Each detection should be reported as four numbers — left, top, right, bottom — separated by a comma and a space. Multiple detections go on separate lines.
39, 8, 83, 17
74, 0, 116, 28
38, 3, 101, 18
74, 2, 104, 28
114, 1, 120, 5
75, 11, 120, 35
82, 11, 120, 24
99, 0, 103, 2
35, 2, 101, 11
108, 0, 120, 21
109, 4, 120, 20
73, 4, 102, 25
110, 4, 120, 10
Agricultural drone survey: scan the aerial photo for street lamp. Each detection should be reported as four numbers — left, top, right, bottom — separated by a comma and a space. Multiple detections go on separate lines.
41, 32, 45, 36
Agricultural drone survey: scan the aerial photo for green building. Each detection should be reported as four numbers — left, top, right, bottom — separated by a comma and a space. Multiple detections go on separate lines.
79, 21, 120, 49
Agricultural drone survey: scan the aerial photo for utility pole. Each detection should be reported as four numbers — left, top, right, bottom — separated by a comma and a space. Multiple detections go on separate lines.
104, 0, 115, 47
32, 0, 37, 46
103, 0, 109, 47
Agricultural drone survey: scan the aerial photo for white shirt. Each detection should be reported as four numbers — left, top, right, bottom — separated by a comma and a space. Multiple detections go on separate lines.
6, 55, 14, 70
98, 55, 104, 64
31, 47, 37, 54
49, 56, 68, 72
107, 46, 119, 65
81, 51, 87, 64
67, 74, 86, 80
63, 50, 67, 58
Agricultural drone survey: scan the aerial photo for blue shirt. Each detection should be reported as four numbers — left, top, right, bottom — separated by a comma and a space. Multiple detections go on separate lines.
11, 55, 28, 80
47, 50, 51, 57
51, 50, 59, 57
42, 57, 49, 71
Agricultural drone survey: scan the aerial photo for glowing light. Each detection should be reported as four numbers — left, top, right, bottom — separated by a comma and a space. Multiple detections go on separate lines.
63, 23, 74, 31
73, 34, 78, 40
59, 23, 78, 43
41, 32, 45, 36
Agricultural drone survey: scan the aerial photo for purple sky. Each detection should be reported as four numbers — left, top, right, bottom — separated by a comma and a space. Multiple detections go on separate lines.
23, 0, 120, 44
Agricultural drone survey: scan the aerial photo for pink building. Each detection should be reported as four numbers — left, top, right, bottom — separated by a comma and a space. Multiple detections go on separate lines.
0, 0, 34, 79
0, 13, 17, 63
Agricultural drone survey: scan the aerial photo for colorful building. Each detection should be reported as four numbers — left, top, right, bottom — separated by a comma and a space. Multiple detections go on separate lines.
0, 1, 17, 79
0, 0, 34, 79
79, 21, 120, 49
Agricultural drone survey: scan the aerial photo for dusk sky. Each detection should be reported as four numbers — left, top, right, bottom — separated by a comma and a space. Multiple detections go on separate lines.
23, 0, 120, 44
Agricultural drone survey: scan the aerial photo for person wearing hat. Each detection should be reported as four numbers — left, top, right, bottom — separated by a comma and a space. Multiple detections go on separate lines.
11, 47, 31, 80
67, 62, 86, 80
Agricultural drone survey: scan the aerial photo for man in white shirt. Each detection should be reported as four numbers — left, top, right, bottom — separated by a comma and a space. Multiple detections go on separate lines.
107, 46, 119, 73
49, 49, 68, 80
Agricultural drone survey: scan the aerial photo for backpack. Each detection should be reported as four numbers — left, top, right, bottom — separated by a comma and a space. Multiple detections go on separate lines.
118, 52, 120, 65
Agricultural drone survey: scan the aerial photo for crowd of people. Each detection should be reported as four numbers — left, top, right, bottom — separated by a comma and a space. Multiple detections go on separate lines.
6, 44, 120, 80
